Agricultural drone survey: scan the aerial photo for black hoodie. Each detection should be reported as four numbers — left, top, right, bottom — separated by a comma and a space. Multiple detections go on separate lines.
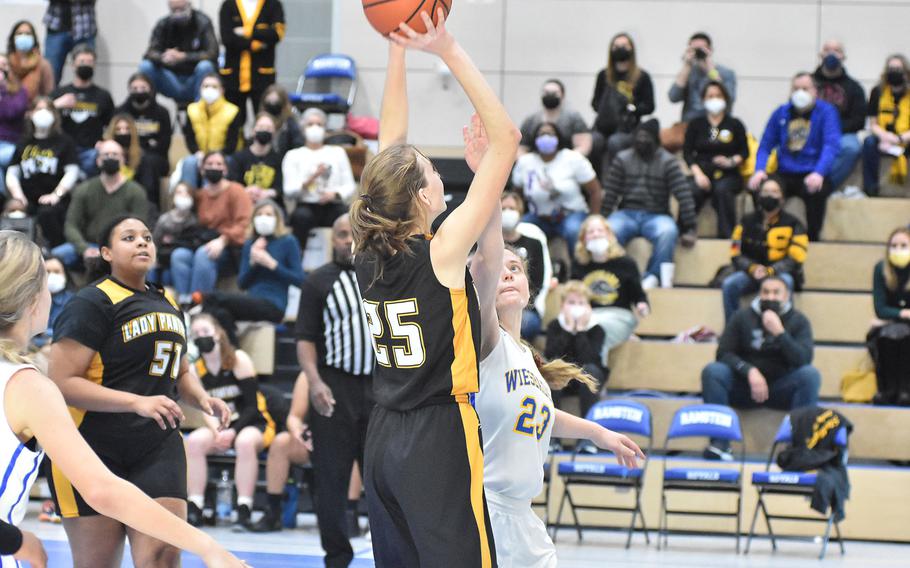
813, 66, 867, 134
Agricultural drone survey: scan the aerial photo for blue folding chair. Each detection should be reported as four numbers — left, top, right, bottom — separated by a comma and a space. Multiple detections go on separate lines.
659, 403, 745, 552
745, 415, 848, 559
292, 54, 357, 114
552, 400, 652, 548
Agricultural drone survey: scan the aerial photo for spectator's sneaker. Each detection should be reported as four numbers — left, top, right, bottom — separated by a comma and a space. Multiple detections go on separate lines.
38, 500, 61, 523
703, 445, 734, 462
641, 274, 659, 290
187, 502, 205, 527
249, 510, 282, 533
232, 504, 252, 532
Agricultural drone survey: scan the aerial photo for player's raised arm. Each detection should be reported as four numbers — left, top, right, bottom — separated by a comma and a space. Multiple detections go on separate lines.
378, 42, 408, 151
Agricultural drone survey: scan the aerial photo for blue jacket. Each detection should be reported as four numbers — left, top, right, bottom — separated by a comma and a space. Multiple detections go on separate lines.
755, 99, 841, 176
238, 234, 304, 313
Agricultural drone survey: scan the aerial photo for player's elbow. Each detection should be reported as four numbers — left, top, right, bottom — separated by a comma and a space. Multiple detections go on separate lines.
79, 481, 117, 516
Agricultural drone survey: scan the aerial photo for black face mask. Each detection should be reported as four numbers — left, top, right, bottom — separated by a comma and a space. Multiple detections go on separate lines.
633, 136, 656, 158
611, 46, 632, 63
541, 94, 561, 110
195, 336, 216, 354
254, 130, 273, 145
203, 168, 224, 185
759, 299, 782, 314
113, 134, 132, 151
130, 91, 151, 106
887, 69, 906, 87
758, 195, 781, 212
263, 101, 282, 116
100, 158, 121, 175
75, 65, 94, 81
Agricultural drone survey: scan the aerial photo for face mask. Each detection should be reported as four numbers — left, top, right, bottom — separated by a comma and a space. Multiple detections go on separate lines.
585, 237, 610, 257
75, 65, 94, 81
790, 89, 814, 111
889, 249, 910, 269
263, 101, 282, 116
254, 130, 273, 145
611, 46, 631, 63
534, 134, 559, 154
822, 53, 841, 71
47, 272, 66, 295
758, 195, 781, 212
173, 195, 193, 211
203, 168, 224, 185
13, 34, 34, 53
200, 87, 220, 105
568, 305, 588, 320
254, 214, 277, 236
633, 136, 656, 158
501, 209, 521, 232
194, 336, 216, 354
100, 158, 121, 175
703, 97, 726, 115
541, 93, 561, 110
305, 125, 325, 145
113, 134, 131, 151
887, 69, 906, 87
31, 108, 54, 130
759, 299, 782, 314
130, 91, 151, 105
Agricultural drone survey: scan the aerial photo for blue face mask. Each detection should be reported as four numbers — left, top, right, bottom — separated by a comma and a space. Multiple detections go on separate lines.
822, 53, 841, 71
535, 134, 559, 155
14, 34, 34, 53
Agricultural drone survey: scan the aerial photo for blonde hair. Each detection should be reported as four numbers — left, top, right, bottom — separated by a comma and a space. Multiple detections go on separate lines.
884, 226, 910, 292
529, 346, 598, 393
574, 214, 625, 265
560, 280, 592, 304
248, 199, 290, 239
105, 113, 141, 169
0, 231, 45, 364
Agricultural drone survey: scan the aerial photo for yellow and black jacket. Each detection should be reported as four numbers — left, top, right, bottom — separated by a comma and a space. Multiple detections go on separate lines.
730, 209, 808, 287
185, 96, 242, 154
219, 0, 286, 94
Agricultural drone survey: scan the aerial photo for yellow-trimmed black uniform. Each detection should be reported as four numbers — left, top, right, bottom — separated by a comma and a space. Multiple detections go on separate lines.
47, 277, 188, 518
354, 236, 496, 568
194, 358, 276, 447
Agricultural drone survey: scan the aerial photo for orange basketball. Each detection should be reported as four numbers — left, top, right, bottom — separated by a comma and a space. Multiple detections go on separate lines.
362, 0, 452, 37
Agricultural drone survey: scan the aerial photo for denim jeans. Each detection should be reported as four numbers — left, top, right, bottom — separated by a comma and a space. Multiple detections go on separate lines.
860, 134, 904, 197
180, 154, 201, 187
521, 210, 587, 252
77, 146, 98, 177
45, 32, 96, 86
170, 245, 230, 295
51, 241, 98, 268
0, 141, 17, 196
721, 271, 794, 322
827, 133, 862, 191
138, 59, 215, 104
520, 308, 542, 340
606, 209, 678, 279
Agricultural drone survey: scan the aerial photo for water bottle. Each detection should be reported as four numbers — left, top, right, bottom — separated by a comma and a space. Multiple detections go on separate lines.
282, 480, 299, 529
215, 470, 233, 524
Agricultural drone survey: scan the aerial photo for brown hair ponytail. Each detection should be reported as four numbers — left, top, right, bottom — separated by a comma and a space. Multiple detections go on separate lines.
528, 344, 599, 393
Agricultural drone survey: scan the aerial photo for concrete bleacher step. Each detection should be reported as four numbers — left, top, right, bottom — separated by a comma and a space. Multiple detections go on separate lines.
607, 341, 867, 400
820, 197, 910, 243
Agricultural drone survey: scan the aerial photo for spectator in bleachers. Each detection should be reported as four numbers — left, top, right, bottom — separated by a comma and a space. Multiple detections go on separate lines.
55, 140, 147, 267
293, 213, 375, 564
722, 175, 807, 321
151, 182, 200, 286
171, 151, 252, 305
43, 0, 97, 86
7, 20, 53, 102
139, 0, 218, 105
260, 84, 304, 158
186, 313, 274, 530
229, 112, 283, 204
104, 114, 142, 182
664, 32, 737, 152
282, 108, 355, 252
814, 40, 866, 193
218, 0, 286, 126
519, 79, 592, 157
51, 43, 113, 176
200, 199, 303, 343
180, 74, 243, 188
591, 32, 655, 172
0, 53, 30, 202
749, 72, 841, 242
501, 190, 550, 339
512, 121, 602, 252
4, 97, 78, 248
571, 214, 649, 362
862, 54, 910, 198
602, 118, 697, 288
31, 255, 74, 350
701, 275, 820, 460
683, 80, 748, 238
116, 73, 172, 210
868, 227, 910, 406
545, 280, 607, 419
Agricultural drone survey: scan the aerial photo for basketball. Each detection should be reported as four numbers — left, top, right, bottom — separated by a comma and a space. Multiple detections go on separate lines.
362, 0, 452, 37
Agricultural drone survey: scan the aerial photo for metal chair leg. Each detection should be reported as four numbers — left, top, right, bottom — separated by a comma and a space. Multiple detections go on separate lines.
639, 506, 651, 545
551, 490, 568, 541
625, 502, 638, 549
760, 498, 777, 552
819, 513, 835, 560
834, 521, 845, 555
564, 489, 583, 542
658, 492, 668, 550
745, 491, 763, 554
735, 494, 742, 554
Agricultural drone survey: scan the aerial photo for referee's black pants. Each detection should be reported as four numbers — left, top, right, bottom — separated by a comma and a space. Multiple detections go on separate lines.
309, 366, 373, 568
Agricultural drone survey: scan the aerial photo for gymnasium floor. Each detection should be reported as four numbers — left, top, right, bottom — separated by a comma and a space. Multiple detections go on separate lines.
20, 507, 910, 567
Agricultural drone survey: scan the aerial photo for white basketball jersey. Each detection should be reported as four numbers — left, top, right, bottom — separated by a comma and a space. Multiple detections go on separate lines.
477, 329, 553, 500
0, 360, 44, 532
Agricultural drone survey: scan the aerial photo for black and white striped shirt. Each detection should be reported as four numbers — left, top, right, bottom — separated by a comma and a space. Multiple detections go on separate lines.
296, 262, 374, 376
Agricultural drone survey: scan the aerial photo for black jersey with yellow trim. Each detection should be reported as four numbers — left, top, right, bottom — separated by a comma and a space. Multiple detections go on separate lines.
354, 235, 482, 412
52, 277, 187, 446
194, 357, 275, 436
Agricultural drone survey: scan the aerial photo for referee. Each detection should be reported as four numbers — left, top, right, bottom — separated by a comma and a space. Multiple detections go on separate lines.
296, 213, 374, 568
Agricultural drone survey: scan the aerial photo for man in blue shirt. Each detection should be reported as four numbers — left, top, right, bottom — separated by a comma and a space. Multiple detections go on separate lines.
749, 72, 842, 241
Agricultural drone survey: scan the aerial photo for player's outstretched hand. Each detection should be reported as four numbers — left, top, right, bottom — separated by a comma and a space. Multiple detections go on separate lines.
463, 113, 489, 173
200, 396, 233, 431
14, 530, 47, 568
390, 8, 454, 56
132, 395, 185, 430
594, 429, 645, 470
202, 546, 252, 568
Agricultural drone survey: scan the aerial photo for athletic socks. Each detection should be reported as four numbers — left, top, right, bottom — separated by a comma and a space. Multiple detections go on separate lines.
188, 494, 205, 509
237, 496, 254, 509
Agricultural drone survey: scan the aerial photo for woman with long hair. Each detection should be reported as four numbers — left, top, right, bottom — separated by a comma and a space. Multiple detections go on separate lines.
259, 84, 304, 158
349, 10, 520, 566
0, 230, 245, 567
6, 20, 53, 102
869, 226, 910, 405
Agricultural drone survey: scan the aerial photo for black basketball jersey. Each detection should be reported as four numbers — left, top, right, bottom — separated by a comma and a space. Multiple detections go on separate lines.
194, 357, 271, 431
354, 235, 481, 411
53, 277, 186, 447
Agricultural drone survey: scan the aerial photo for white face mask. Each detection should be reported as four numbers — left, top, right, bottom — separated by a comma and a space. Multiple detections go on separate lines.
200, 86, 220, 105
254, 214, 277, 236
31, 108, 54, 130
305, 124, 325, 145
47, 272, 66, 294
704, 98, 726, 115
585, 237, 610, 257
568, 304, 588, 320
501, 209, 521, 232
790, 89, 814, 110
173, 195, 193, 211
